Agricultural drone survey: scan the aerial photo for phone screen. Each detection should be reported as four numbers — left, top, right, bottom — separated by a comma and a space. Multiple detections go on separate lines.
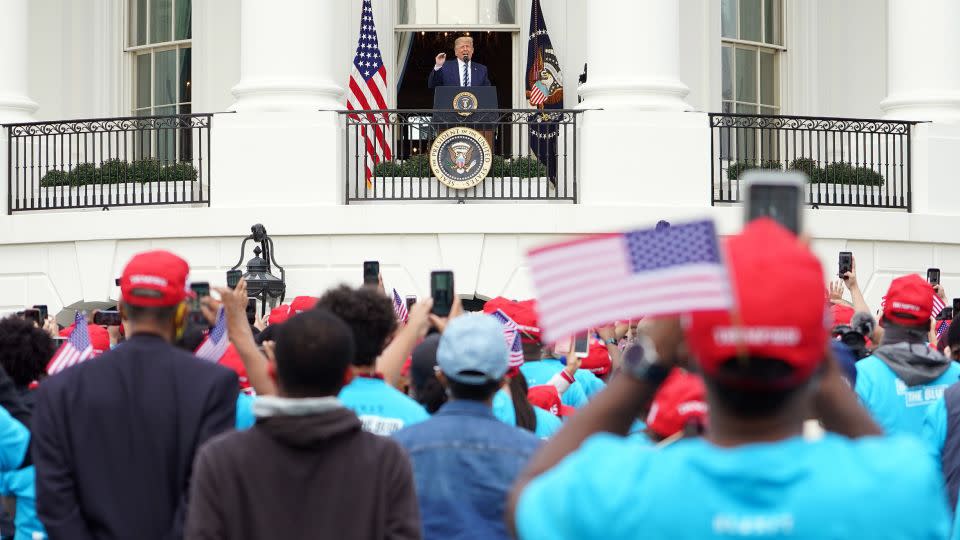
246, 298, 257, 325
363, 261, 380, 286
190, 282, 210, 311
94, 310, 121, 326
431, 271, 454, 316
839, 252, 853, 278
928, 268, 941, 286
33, 305, 48, 322
953, 298, 960, 313
573, 332, 590, 358
747, 184, 801, 234
226, 270, 242, 290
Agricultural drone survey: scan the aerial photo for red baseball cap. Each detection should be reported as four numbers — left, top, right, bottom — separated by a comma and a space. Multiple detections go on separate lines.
527, 385, 575, 417
268, 305, 291, 326
483, 297, 542, 344
579, 340, 612, 376
60, 323, 111, 355
646, 368, 708, 438
883, 274, 934, 327
290, 296, 318, 313
685, 219, 828, 387
120, 250, 189, 307
830, 304, 855, 328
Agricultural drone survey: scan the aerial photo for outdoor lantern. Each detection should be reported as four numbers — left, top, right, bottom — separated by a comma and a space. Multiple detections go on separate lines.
231, 224, 286, 317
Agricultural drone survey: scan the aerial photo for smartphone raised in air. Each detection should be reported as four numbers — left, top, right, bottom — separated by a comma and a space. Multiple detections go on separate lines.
743, 171, 804, 235
430, 271, 454, 317
839, 252, 853, 279
928, 268, 941, 286
363, 261, 380, 286
573, 331, 590, 358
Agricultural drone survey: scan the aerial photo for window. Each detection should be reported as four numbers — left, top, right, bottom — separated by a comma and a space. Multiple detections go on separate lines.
721, 0, 782, 115
128, 0, 191, 161
398, 0, 517, 26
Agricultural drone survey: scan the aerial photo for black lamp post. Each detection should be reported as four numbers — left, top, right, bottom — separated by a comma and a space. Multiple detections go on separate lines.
231, 224, 286, 318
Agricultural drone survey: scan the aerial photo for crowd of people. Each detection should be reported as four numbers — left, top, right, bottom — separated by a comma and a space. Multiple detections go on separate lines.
0, 217, 957, 538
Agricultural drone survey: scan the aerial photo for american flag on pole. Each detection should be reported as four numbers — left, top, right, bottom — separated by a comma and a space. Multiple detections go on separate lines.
937, 319, 951, 340
195, 308, 230, 362
47, 311, 95, 375
347, 0, 392, 187
392, 288, 408, 324
527, 220, 734, 343
490, 309, 525, 368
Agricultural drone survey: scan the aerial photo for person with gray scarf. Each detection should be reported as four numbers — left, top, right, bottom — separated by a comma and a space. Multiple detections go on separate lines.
855, 274, 960, 436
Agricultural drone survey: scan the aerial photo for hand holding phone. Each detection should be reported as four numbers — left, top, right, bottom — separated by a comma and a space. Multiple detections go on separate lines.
33, 305, 48, 322
928, 268, 941, 286
226, 270, 242, 290
839, 252, 853, 280
190, 282, 210, 311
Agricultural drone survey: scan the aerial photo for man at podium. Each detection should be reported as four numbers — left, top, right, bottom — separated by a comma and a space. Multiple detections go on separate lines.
428, 36, 491, 88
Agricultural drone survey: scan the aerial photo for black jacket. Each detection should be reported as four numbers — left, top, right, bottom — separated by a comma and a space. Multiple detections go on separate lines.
185, 403, 420, 540
32, 334, 238, 540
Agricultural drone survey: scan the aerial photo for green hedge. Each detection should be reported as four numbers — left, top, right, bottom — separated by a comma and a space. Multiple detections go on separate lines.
39, 159, 198, 187
727, 158, 885, 187
373, 155, 547, 179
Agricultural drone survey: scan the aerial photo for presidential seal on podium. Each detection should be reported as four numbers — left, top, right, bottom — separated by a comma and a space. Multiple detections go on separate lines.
429, 127, 493, 190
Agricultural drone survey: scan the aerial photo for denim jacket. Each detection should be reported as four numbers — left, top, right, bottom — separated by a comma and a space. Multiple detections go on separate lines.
393, 399, 541, 540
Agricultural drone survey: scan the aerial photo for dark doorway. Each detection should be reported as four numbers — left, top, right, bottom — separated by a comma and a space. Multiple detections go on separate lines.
394, 31, 514, 160
397, 31, 513, 110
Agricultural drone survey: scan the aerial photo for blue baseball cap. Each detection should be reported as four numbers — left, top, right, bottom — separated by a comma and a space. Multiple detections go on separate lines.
437, 314, 509, 385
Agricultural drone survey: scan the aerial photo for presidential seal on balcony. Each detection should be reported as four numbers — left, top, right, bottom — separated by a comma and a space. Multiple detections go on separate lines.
429, 127, 493, 190
453, 91, 479, 117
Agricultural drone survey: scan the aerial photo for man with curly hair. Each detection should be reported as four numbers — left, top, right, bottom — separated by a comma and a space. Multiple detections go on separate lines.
318, 286, 429, 436
0, 317, 54, 406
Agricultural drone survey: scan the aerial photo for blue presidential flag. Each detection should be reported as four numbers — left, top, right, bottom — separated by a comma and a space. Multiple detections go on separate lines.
525, 0, 563, 186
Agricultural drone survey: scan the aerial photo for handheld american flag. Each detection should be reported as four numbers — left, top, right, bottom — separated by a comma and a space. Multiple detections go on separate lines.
195, 308, 229, 362
937, 318, 951, 340
526, 220, 734, 343
490, 309, 525, 368
47, 311, 95, 375
347, 0, 392, 187
933, 295, 947, 318
392, 288, 409, 324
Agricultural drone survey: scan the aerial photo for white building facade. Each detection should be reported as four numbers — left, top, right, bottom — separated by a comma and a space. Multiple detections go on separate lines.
1, 0, 959, 317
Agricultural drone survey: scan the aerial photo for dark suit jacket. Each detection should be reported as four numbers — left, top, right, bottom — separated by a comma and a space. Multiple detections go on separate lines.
427, 59, 491, 88
32, 334, 238, 540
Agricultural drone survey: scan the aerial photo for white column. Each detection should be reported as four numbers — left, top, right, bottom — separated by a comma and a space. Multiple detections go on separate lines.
881, 0, 960, 123
230, 0, 344, 112
577, 0, 690, 111
577, 0, 708, 208
0, 0, 38, 122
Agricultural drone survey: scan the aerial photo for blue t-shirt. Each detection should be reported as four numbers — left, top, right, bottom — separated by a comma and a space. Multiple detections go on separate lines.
556, 356, 607, 398
235, 392, 256, 430
338, 377, 429, 436
0, 466, 44, 540
516, 433, 950, 539
855, 355, 960, 436
922, 396, 948, 464
521, 360, 589, 409
492, 389, 561, 439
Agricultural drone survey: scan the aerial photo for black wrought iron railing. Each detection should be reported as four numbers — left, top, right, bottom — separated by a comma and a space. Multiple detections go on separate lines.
340, 109, 581, 203
5, 113, 212, 213
709, 113, 915, 210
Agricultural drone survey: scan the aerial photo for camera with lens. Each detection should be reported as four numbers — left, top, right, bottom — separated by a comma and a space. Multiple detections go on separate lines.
831, 312, 876, 361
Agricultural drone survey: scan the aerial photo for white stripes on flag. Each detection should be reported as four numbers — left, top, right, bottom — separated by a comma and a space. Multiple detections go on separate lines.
529, 86, 546, 106
47, 344, 94, 375
527, 225, 732, 343
933, 295, 946, 318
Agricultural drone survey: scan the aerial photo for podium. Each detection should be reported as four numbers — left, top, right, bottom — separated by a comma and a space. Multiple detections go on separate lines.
432, 86, 498, 150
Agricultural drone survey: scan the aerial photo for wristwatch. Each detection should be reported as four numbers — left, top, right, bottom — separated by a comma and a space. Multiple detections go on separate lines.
622, 335, 670, 386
